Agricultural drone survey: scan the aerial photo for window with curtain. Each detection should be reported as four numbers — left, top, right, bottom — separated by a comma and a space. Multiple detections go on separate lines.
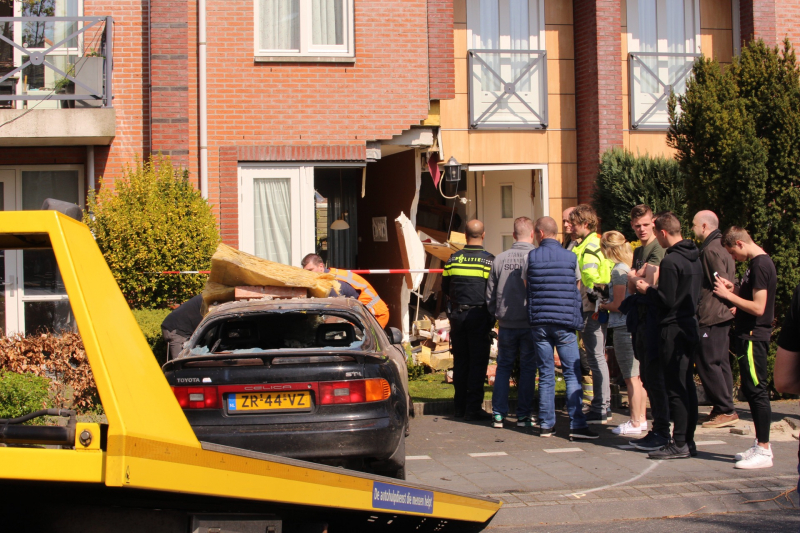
467, 0, 546, 128
628, 0, 699, 128
254, 178, 292, 264
256, 0, 353, 59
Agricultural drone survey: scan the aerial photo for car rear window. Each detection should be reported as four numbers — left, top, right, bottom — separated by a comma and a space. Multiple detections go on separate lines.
188, 312, 367, 355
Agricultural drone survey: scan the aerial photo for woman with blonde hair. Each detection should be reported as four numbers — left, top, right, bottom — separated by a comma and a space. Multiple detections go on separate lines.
599, 231, 648, 435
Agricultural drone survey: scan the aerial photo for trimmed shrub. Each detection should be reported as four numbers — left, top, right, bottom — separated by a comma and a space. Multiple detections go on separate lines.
592, 148, 688, 242
0, 332, 98, 410
85, 155, 219, 309
0, 370, 52, 424
132, 308, 172, 365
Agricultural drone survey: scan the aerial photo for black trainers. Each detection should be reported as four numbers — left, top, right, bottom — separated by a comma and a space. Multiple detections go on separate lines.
538, 426, 554, 438
688, 441, 697, 457
464, 410, 493, 422
648, 441, 690, 460
585, 411, 607, 424
630, 431, 669, 451
570, 427, 599, 439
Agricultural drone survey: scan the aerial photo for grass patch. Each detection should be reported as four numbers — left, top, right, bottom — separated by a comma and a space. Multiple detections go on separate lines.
408, 371, 567, 403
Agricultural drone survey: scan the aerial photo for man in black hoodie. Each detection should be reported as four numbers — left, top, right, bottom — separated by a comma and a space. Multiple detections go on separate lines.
635, 212, 702, 459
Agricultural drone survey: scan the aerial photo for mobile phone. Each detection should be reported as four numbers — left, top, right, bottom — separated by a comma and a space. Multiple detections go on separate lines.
713, 272, 720, 279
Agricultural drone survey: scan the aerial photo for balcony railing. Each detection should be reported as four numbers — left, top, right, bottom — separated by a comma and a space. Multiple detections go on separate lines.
468, 49, 547, 129
629, 51, 700, 129
0, 16, 113, 109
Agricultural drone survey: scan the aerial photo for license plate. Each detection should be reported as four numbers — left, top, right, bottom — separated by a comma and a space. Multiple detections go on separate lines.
227, 391, 312, 412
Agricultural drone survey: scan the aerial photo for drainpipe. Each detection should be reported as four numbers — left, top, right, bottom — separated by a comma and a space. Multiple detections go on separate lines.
198, 0, 208, 198
86, 145, 95, 193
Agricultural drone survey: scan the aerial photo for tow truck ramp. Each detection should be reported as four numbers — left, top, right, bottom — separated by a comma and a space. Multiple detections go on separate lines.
0, 211, 500, 532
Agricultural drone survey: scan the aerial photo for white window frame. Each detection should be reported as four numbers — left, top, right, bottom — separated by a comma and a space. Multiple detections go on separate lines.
627, 0, 701, 129
0, 165, 84, 335
253, 0, 355, 62
465, 0, 547, 129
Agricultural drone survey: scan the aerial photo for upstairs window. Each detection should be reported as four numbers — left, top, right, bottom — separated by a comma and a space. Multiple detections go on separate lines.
466, 0, 546, 129
254, 0, 355, 61
627, 0, 700, 129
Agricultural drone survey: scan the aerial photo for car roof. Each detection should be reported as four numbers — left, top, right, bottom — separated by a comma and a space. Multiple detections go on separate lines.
205, 296, 367, 320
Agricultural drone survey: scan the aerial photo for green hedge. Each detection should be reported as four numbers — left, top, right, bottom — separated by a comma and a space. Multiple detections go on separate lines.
132, 308, 172, 365
0, 370, 52, 424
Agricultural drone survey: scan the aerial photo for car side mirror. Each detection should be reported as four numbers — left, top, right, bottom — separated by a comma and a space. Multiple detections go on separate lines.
386, 326, 403, 345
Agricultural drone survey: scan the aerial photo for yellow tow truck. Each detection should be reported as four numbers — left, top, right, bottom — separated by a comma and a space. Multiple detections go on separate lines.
0, 211, 501, 532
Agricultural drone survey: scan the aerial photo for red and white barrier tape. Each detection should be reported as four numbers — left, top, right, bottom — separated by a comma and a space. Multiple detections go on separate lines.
149, 269, 443, 275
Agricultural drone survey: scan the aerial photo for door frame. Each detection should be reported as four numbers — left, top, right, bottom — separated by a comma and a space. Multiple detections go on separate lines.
467, 163, 549, 222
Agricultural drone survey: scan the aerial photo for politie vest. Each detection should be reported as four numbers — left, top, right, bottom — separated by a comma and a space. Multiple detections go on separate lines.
328, 268, 390, 328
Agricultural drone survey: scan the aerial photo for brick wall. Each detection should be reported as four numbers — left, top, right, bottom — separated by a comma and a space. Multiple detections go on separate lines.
573, 0, 623, 204
739, 1, 800, 55
775, 1, 800, 48
428, 0, 455, 101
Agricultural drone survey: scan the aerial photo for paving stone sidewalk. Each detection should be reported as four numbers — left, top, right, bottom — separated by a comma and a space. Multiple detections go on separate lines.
406, 400, 800, 529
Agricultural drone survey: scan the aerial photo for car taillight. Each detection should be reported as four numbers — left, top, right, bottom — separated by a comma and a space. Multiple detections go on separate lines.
319, 379, 390, 405
172, 386, 219, 409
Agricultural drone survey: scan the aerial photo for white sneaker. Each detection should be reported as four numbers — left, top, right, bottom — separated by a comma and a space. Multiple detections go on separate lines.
735, 444, 773, 469
612, 420, 645, 435
734, 439, 763, 461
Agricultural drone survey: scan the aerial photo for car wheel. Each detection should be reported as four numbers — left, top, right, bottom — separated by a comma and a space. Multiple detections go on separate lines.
374, 433, 406, 480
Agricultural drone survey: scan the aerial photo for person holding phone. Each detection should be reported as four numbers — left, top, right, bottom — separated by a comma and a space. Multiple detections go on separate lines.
713, 227, 777, 469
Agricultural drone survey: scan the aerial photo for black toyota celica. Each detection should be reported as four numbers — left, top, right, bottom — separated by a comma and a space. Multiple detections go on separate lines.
162, 297, 409, 479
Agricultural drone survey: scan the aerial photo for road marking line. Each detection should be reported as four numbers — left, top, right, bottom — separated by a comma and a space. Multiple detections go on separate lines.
406, 455, 431, 460
544, 448, 583, 453
616, 445, 636, 449
468, 452, 508, 457
565, 460, 662, 499
695, 440, 727, 446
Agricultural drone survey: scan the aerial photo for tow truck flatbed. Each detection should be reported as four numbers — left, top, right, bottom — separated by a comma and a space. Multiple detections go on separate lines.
0, 211, 500, 532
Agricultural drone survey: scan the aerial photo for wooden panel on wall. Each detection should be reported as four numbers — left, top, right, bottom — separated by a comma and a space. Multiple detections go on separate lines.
454, 57, 468, 94
629, 132, 676, 158
546, 24, 574, 60
440, 93, 469, 130
550, 198, 578, 220
621, 30, 628, 60
548, 59, 575, 94
545, 0, 573, 25
442, 130, 470, 163
621, 60, 629, 96
468, 131, 549, 163
455, 24, 467, 59
547, 130, 577, 163
701, 29, 734, 63
548, 163, 578, 198
454, 0, 466, 24
548, 94, 576, 129
622, 94, 630, 130
700, 0, 733, 29
621, 0, 627, 27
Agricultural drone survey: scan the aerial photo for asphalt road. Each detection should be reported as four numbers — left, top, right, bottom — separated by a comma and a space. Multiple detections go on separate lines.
406, 400, 800, 531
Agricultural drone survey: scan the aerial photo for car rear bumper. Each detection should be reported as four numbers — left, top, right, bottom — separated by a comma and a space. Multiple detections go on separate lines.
191, 416, 401, 464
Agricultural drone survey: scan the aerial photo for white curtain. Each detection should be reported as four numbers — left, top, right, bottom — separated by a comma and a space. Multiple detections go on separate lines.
509, 0, 530, 91
637, 0, 658, 93
260, 0, 299, 51
666, 0, 688, 92
477, 0, 500, 91
254, 178, 292, 264
312, 0, 343, 46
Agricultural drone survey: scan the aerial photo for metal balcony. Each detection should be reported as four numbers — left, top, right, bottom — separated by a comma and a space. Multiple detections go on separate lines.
628, 51, 700, 130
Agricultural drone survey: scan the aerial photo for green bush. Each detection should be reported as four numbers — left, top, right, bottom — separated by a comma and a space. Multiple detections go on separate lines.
85, 155, 220, 309
592, 148, 688, 242
132, 308, 172, 365
0, 370, 52, 424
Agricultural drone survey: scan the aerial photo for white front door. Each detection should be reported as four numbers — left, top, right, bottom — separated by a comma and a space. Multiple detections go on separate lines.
238, 165, 315, 268
475, 167, 547, 256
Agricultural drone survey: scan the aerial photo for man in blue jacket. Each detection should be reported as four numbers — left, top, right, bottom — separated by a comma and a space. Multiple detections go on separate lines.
527, 217, 597, 440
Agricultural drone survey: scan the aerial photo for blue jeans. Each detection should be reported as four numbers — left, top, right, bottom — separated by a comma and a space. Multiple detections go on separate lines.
492, 327, 537, 419
532, 325, 587, 430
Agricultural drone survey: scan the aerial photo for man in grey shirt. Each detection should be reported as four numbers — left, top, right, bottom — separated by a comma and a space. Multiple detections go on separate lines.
486, 217, 536, 428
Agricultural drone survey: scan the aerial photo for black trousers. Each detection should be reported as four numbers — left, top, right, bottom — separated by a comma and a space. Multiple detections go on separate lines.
696, 322, 735, 414
735, 338, 772, 444
660, 323, 699, 447
449, 307, 492, 415
634, 322, 671, 438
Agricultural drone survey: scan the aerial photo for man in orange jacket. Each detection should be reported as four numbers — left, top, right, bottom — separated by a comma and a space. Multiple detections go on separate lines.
301, 253, 390, 328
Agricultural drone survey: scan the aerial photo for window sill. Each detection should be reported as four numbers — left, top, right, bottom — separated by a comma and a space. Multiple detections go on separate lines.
254, 55, 355, 64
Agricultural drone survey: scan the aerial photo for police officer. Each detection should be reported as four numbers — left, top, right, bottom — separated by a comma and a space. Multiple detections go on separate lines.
442, 219, 495, 421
